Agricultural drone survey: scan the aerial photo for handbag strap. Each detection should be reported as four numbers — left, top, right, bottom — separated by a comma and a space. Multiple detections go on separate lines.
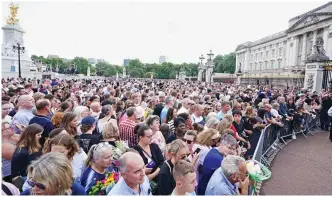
139, 145, 153, 160
165, 160, 172, 173
2, 183, 12, 195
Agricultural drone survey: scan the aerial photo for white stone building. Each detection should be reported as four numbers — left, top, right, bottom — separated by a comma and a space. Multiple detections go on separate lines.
235, 2, 332, 87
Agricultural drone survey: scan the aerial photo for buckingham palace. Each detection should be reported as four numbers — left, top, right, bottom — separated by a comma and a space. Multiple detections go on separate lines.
235, 2, 332, 87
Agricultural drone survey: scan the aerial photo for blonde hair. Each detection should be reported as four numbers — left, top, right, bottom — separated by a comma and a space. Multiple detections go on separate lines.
166, 139, 187, 156
173, 160, 195, 180
102, 122, 119, 139
196, 129, 218, 147
245, 106, 254, 118
216, 119, 230, 133
27, 152, 73, 195
224, 114, 233, 124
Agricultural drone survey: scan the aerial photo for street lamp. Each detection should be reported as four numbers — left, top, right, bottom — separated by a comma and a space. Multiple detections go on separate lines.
13, 43, 25, 78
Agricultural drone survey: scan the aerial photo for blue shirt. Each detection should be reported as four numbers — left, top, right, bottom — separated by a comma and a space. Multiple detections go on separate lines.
198, 148, 224, 195
107, 176, 152, 196
21, 181, 85, 195
205, 168, 238, 195
29, 115, 54, 146
160, 107, 169, 123
11, 109, 35, 134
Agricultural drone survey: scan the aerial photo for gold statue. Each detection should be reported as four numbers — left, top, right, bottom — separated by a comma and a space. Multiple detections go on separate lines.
6, 2, 19, 25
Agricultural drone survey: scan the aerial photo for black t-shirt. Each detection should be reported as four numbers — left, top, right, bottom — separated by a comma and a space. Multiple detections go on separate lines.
78, 134, 101, 154
11, 147, 41, 178
153, 103, 164, 117
257, 108, 267, 119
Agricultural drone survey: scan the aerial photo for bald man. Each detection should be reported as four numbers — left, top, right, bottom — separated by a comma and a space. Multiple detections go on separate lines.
11, 95, 35, 134
108, 152, 152, 195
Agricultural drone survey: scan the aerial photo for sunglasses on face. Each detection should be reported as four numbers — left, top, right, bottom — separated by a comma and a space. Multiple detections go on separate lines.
182, 138, 194, 144
27, 179, 46, 190
180, 153, 191, 160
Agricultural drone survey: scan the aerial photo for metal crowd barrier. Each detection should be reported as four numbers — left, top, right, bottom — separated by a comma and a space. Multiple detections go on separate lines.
250, 112, 321, 195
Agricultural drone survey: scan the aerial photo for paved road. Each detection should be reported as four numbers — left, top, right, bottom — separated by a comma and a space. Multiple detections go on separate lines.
261, 131, 332, 195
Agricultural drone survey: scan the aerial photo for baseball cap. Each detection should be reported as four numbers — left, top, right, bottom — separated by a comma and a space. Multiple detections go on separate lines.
81, 116, 96, 125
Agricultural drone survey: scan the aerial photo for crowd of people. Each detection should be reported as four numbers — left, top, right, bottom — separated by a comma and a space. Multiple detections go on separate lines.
1, 76, 332, 195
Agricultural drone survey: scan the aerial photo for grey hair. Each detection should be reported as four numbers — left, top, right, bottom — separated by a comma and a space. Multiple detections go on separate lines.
206, 112, 217, 122
205, 117, 220, 128
85, 143, 113, 167
220, 134, 237, 147
221, 155, 245, 177
119, 152, 140, 173
101, 104, 113, 117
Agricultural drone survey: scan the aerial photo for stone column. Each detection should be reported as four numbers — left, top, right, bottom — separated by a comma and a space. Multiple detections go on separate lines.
301, 33, 307, 65
292, 36, 299, 66
285, 38, 291, 67
323, 26, 329, 52
312, 30, 317, 52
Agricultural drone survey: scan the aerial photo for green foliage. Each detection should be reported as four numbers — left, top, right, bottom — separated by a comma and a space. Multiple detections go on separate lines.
30, 52, 236, 77
213, 53, 236, 74
72, 57, 92, 74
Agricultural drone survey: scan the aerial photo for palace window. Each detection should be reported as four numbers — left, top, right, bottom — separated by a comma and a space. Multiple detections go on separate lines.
272, 49, 275, 58
10, 65, 15, 72
279, 48, 282, 57
271, 61, 274, 69
278, 61, 281, 69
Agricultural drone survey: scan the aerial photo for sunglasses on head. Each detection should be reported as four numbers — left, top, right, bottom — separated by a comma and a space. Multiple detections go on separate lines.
182, 138, 193, 144
27, 179, 46, 190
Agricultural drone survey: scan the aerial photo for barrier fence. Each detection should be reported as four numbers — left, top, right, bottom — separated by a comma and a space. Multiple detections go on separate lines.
250, 112, 322, 195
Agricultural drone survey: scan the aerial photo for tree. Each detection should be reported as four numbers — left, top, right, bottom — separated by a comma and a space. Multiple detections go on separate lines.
213, 53, 236, 74
103, 66, 117, 77
72, 57, 92, 75
213, 55, 225, 73
222, 53, 236, 74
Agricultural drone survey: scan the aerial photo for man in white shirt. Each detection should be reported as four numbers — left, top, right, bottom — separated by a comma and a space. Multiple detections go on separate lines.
191, 104, 205, 126
177, 98, 190, 115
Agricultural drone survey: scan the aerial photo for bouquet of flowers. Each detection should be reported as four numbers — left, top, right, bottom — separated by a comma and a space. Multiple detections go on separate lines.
246, 160, 271, 182
245, 160, 271, 193
111, 141, 129, 160
88, 172, 119, 195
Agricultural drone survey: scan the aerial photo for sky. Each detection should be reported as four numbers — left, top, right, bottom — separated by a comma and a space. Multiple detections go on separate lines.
1, 0, 330, 65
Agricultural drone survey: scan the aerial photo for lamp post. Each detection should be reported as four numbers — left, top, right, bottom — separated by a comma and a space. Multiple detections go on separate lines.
13, 43, 25, 78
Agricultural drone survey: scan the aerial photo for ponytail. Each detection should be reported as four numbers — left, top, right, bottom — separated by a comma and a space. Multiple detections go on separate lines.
85, 144, 97, 167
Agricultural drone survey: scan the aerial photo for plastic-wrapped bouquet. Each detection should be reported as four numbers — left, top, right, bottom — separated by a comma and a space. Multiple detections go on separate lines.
88, 172, 119, 195
111, 141, 129, 160
246, 160, 271, 182
246, 160, 271, 193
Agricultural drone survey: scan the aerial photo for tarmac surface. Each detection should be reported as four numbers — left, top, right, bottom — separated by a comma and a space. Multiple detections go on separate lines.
260, 131, 332, 195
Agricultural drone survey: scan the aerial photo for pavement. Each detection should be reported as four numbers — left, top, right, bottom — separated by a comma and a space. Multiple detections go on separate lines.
260, 131, 332, 195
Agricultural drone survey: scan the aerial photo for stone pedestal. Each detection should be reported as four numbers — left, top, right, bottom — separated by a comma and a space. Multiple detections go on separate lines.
304, 62, 325, 93
122, 68, 126, 78
198, 69, 202, 81
2, 24, 32, 78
